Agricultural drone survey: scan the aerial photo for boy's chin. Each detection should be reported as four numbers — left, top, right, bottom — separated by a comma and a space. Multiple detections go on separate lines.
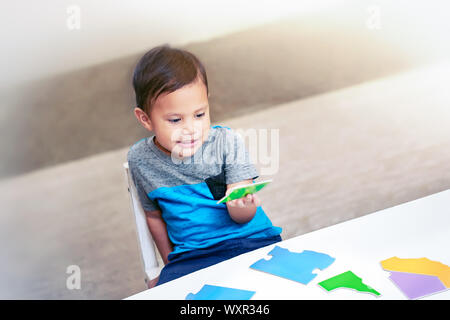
170, 144, 201, 160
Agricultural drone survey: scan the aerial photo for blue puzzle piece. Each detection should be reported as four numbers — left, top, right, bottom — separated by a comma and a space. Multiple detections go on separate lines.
250, 246, 335, 284
186, 284, 256, 300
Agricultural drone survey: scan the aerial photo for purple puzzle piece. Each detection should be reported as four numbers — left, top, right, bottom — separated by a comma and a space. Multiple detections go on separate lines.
388, 271, 447, 300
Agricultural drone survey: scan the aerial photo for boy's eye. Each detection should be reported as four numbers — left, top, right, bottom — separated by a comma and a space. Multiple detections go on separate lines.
168, 112, 205, 123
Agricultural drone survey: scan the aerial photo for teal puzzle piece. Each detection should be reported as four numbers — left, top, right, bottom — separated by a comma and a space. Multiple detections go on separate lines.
250, 246, 335, 284
186, 284, 256, 300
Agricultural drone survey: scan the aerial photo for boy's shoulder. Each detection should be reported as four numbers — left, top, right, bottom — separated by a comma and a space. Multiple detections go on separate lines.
210, 125, 235, 142
127, 136, 151, 164
211, 125, 246, 146
211, 125, 231, 131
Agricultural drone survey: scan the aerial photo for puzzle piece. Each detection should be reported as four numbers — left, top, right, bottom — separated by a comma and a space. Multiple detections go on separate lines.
380, 257, 450, 287
387, 271, 447, 300
186, 284, 256, 300
318, 270, 381, 297
249, 246, 335, 284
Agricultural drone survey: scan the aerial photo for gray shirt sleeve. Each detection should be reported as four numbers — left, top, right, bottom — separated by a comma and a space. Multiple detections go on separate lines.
222, 129, 259, 184
127, 158, 160, 212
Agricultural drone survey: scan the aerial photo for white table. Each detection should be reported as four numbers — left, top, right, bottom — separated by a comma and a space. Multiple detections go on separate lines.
126, 189, 450, 300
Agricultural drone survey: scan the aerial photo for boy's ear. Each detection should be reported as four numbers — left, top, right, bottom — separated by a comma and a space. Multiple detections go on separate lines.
134, 107, 153, 131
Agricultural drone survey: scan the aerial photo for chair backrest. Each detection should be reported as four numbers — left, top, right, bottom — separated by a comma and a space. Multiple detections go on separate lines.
123, 162, 161, 283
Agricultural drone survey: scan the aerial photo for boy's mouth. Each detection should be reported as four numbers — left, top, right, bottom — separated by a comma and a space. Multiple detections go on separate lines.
176, 139, 199, 147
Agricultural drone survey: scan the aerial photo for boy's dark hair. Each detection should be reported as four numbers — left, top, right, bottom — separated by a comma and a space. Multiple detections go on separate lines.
132, 44, 209, 115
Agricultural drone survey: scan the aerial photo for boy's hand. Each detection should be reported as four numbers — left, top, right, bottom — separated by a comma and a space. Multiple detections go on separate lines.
147, 276, 159, 289
225, 180, 261, 224
226, 193, 261, 208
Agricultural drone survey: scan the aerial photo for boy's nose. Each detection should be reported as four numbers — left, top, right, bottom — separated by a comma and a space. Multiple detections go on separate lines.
182, 126, 194, 137
182, 120, 200, 136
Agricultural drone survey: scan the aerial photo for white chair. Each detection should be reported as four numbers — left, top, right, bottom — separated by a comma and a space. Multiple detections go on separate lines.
123, 162, 162, 286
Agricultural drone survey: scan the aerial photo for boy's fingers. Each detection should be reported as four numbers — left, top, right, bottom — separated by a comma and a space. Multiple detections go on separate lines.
252, 194, 261, 206
244, 194, 252, 203
227, 194, 260, 207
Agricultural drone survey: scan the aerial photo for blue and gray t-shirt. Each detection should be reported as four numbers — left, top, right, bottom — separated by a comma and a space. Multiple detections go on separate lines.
127, 125, 282, 257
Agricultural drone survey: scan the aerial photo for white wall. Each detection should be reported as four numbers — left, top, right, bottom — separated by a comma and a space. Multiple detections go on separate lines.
0, 0, 342, 89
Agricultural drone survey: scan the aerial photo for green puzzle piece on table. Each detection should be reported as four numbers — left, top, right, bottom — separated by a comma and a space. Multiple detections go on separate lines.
216, 180, 272, 204
318, 270, 381, 296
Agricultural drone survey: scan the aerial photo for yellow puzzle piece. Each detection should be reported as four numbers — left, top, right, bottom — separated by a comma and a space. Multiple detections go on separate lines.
381, 257, 450, 287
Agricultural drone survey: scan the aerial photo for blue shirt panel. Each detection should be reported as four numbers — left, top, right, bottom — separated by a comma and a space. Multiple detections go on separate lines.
148, 182, 282, 257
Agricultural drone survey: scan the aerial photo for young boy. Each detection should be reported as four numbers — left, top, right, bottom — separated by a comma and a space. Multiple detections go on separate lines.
127, 44, 282, 288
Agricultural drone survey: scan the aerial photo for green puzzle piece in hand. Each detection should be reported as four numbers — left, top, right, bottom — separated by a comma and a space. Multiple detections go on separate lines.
216, 180, 272, 204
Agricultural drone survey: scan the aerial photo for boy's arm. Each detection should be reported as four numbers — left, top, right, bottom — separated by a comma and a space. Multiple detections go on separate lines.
225, 179, 261, 224
144, 209, 173, 265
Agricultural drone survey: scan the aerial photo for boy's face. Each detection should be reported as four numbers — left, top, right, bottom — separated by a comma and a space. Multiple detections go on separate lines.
134, 77, 211, 159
